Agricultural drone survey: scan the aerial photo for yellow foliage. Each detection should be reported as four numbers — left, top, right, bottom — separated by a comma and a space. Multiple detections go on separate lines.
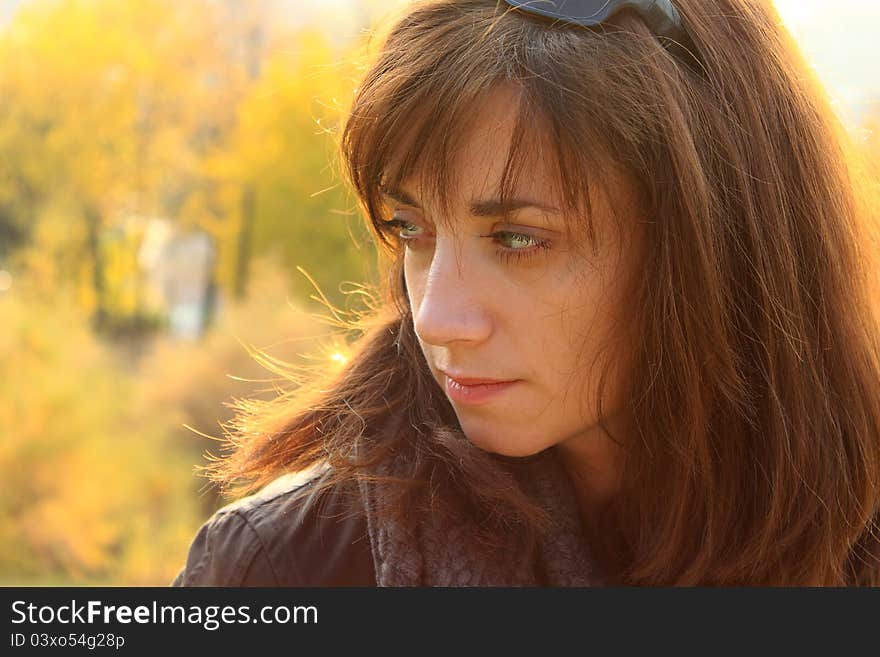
0, 255, 348, 584
0, 277, 198, 584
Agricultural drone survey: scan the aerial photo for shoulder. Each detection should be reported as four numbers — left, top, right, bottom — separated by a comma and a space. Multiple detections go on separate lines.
171, 468, 376, 587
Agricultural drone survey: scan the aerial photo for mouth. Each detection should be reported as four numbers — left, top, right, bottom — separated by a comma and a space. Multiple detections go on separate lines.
440, 370, 520, 405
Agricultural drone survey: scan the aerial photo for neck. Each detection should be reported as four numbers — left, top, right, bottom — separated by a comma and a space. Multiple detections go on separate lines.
553, 415, 627, 531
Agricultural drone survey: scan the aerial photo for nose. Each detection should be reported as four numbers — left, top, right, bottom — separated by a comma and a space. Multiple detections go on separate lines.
411, 238, 493, 347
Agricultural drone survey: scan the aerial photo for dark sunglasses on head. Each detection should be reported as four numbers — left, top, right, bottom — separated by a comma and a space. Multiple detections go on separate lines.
502, 0, 703, 73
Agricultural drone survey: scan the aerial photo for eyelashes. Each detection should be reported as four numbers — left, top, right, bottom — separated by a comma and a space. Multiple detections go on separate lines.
378, 217, 552, 266
378, 217, 422, 240
489, 230, 553, 265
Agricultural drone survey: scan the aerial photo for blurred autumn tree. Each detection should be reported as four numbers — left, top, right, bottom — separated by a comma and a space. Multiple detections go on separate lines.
210, 29, 375, 307
864, 102, 880, 176
0, 0, 377, 584
0, 279, 201, 584
0, 0, 374, 327
0, 256, 340, 584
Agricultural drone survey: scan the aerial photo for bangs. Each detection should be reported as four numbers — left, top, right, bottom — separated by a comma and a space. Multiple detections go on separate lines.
376, 87, 564, 234
349, 77, 607, 258
340, 1, 640, 258
342, 0, 668, 268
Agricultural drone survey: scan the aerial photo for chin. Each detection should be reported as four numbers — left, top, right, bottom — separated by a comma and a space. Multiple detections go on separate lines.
462, 428, 551, 458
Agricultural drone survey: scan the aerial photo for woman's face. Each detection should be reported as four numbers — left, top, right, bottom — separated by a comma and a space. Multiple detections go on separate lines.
384, 90, 643, 459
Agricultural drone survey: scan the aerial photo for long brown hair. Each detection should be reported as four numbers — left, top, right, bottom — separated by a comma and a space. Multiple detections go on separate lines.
205, 0, 880, 585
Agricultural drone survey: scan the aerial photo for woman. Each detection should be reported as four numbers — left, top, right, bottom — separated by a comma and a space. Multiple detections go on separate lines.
172, 0, 880, 586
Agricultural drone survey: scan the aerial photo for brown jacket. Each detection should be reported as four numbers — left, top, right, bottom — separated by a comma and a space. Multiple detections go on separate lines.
171, 473, 376, 586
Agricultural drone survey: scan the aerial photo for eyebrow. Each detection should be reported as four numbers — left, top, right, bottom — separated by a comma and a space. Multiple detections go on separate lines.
380, 186, 560, 217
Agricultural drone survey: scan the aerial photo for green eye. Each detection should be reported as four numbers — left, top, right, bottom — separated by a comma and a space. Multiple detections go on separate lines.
495, 231, 539, 249
481, 230, 553, 266
399, 221, 422, 237
380, 218, 423, 239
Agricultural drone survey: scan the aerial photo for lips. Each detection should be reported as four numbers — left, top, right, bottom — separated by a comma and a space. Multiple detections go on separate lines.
440, 370, 517, 386
440, 370, 520, 405
447, 375, 515, 386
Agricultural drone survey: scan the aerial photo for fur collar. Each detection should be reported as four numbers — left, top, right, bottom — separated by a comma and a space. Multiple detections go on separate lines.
358, 438, 597, 586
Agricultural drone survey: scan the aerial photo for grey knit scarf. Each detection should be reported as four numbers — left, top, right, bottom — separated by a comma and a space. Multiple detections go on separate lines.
358, 442, 597, 586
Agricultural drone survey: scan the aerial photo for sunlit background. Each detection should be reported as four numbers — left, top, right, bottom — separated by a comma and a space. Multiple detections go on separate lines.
0, 0, 878, 585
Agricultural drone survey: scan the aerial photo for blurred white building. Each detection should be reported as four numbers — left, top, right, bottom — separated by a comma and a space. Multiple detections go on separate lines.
138, 217, 218, 340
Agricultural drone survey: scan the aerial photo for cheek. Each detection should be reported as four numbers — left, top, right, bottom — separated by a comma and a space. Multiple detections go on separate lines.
402, 261, 426, 325
539, 281, 605, 366
536, 277, 628, 404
